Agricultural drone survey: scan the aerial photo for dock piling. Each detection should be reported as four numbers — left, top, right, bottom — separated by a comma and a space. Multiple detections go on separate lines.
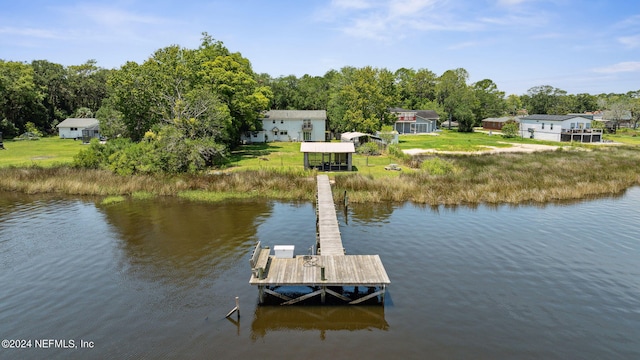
225, 296, 240, 319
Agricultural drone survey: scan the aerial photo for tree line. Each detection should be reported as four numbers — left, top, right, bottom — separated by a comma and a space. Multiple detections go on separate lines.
2, 33, 639, 173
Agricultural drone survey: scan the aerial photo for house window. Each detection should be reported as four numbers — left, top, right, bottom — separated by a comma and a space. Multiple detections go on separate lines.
71, 127, 78, 131
280, 130, 288, 136
280, 120, 284, 124
303, 131, 311, 141
550, 123, 553, 130
542, 123, 545, 129
273, 120, 275, 124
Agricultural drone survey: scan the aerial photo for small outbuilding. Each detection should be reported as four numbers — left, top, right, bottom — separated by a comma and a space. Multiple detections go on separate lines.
482, 116, 518, 131
300, 142, 355, 171
340, 132, 383, 147
56, 118, 99, 140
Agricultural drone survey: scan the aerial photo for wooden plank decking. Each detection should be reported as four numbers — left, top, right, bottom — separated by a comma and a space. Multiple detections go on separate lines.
249, 175, 390, 304
315, 175, 344, 256
249, 255, 390, 286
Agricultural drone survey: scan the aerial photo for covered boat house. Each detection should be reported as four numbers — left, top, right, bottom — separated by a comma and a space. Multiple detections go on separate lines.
300, 142, 355, 171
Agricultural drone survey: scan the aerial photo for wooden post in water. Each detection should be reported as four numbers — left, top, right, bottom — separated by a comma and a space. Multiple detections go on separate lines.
225, 296, 240, 319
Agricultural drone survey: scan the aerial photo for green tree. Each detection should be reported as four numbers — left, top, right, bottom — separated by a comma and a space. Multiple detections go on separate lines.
95, 97, 126, 138
472, 79, 506, 123
0, 60, 47, 134
31, 60, 71, 125
395, 68, 437, 109
505, 94, 523, 115
67, 60, 109, 113
198, 35, 271, 145
501, 120, 519, 138
436, 68, 476, 132
378, 125, 396, 146
74, 107, 94, 118
327, 66, 397, 133
108, 60, 157, 141
523, 85, 567, 114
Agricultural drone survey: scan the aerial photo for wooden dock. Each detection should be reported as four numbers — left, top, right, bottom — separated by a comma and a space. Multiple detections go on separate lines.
249, 175, 390, 305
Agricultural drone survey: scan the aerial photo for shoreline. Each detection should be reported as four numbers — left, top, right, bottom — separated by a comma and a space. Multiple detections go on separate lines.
2, 145, 639, 205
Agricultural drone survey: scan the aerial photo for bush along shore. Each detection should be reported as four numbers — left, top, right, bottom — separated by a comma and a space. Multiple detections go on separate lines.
1, 146, 639, 205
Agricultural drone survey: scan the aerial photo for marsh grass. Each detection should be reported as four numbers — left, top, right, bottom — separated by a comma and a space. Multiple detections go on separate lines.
2, 135, 640, 206
131, 191, 155, 200
102, 196, 126, 205
333, 145, 640, 205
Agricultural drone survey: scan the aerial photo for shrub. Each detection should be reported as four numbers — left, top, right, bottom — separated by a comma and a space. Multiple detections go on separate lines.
357, 141, 381, 155
420, 157, 458, 175
501, 121, 519, 138
387, 144, 410, 161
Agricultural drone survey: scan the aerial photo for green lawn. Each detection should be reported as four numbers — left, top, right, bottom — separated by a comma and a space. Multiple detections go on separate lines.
0, 137, 86, 168
2, 131, 639, 175
226, 141, 402, 177
604, 129, 640, 145
397, 130, 557, 151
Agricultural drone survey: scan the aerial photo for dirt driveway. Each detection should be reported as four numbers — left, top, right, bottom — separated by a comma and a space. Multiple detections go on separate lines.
402, 142, 560, 155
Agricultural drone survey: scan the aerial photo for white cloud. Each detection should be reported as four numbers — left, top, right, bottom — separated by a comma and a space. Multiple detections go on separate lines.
447, 41, 481, 50
320, 0, 486, 40
331, 0, 374, 9
0, 27, 59, 39
496, 0, 531, 6
61, 4, 169, 28
593, 62, 640, 74
618, 34, 640, 49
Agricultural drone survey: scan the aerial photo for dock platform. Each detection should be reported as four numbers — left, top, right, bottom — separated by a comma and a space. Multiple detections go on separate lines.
249, 175, 390, 305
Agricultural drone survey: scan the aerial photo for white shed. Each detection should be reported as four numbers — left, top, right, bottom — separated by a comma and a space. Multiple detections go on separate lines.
56, 118, 99, 139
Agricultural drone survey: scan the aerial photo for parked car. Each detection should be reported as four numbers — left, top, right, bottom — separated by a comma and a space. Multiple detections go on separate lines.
384, 163, 401, 171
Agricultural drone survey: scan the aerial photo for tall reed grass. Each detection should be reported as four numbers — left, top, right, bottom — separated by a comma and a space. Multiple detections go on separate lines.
1, 146, 639, 205
334, 146, 640, 205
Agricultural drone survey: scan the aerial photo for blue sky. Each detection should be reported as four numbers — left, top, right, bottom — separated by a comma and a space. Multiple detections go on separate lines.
2, 0, 640, 95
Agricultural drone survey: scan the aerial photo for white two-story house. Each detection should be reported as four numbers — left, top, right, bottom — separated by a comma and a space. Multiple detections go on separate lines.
241, 110, 326, 143
519, 115, 602, 142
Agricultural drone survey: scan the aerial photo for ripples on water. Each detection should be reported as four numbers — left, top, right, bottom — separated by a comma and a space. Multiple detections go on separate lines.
0, 190, 638, 359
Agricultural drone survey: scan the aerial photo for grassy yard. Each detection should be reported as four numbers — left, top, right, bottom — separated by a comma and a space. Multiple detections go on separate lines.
397, 130, 559, 151
603, 129, 640, 145
2, 132, 640, 205
0, 137, 86, 168
226, 141, 403, 178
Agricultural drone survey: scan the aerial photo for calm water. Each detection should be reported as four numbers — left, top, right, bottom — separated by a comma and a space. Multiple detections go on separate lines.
0, 189, 639, 359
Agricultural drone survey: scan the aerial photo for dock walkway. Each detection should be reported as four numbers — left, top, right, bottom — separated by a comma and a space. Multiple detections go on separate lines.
315, 174, 345, 256
249, 175, 390, 305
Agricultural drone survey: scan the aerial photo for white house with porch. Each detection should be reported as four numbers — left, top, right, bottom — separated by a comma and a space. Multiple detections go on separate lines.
241, 110, 326, 143
519, 115, 602, 142
56, 118, 99, 139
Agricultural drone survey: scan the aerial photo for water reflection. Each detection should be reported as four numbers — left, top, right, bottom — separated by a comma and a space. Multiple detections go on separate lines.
347, 202, 395, 223
1, 189, 638, 359
98, 198, 272, 282
251, 305, 388, 340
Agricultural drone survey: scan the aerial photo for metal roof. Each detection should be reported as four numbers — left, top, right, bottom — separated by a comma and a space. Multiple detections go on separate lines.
262, 110, 327, 120
56, 118, 99, 128
521, 115, 590, 121
482, 116, 518, 123
300, 142, 355, 153
390, 108, 439, 119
